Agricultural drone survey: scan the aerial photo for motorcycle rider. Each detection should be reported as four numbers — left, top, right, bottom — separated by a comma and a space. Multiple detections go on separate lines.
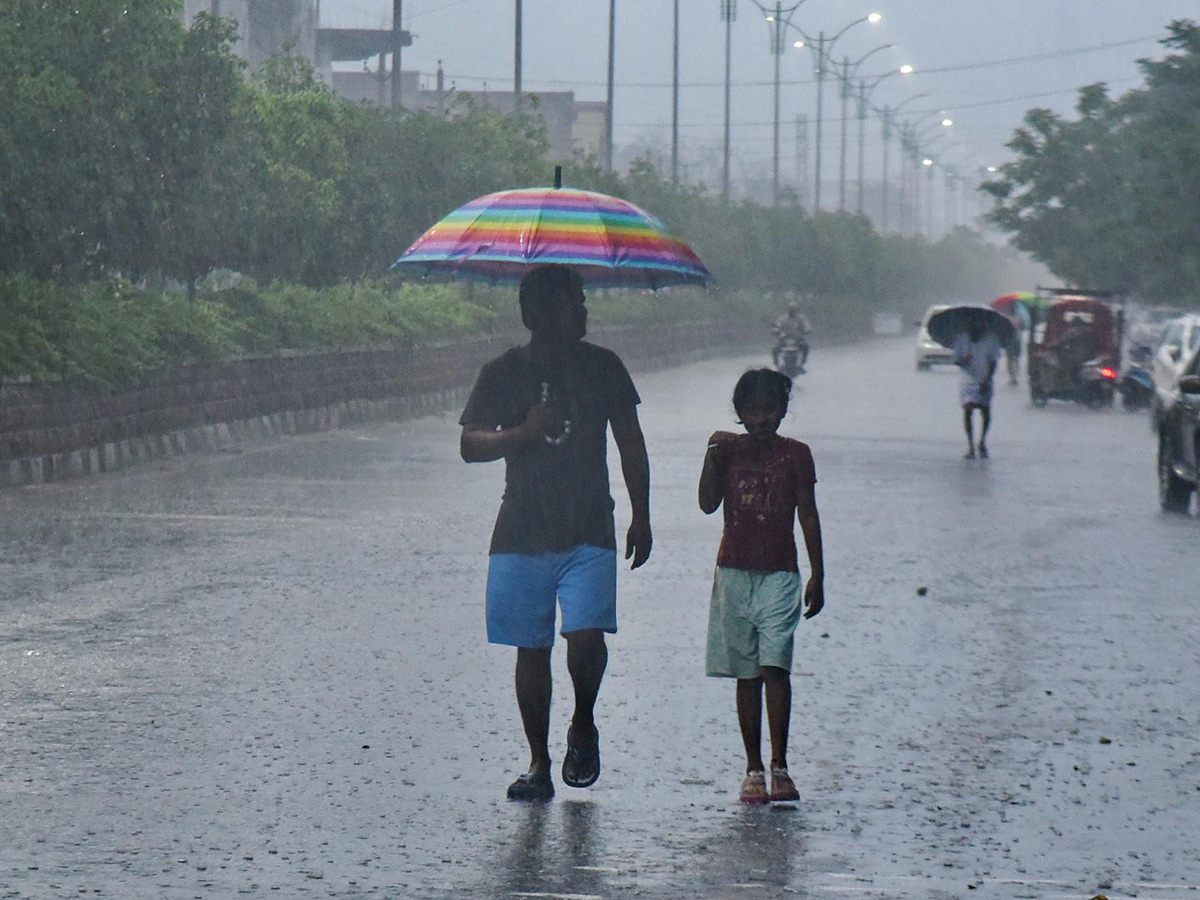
772, 299, 811, 374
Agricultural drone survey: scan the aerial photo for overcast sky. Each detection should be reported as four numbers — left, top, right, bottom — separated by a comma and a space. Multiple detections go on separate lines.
318, 0, 1196, 187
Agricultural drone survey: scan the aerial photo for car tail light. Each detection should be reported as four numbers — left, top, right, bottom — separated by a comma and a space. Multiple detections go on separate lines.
1100, 367, 1117, 379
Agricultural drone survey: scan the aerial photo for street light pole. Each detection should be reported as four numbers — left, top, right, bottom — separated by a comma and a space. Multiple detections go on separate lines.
814, 31, 825, 211
838, 56, 849, 211
880, 107, 891, 230
835, 44, 891, 213
854, 64, 911, 217
884, 93, 930, 234
604, 0, 616, 170
801, 13, 880, 212
773, 2, 784, 204
753, 0, 806, 206
514, 0, 522, 102
391, 0, 403, 108
671, 0, 679, 180
720, 0, 736, 198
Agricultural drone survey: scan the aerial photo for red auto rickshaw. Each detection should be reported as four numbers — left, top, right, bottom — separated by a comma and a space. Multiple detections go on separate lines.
1028, 293, 1124, 408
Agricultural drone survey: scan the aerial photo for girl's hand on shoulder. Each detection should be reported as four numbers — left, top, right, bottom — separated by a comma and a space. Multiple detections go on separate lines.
708, 430, 739, 446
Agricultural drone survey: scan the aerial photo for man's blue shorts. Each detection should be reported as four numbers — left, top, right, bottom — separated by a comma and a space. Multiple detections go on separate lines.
486, 545, 617, 648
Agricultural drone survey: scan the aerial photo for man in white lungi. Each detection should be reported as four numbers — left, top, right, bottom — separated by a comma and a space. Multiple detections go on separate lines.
953, 323, 1003, 459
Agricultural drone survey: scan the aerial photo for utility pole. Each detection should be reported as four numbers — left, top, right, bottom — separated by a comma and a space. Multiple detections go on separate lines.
813, 31, 825, 212
605, 0, 616, 170
391, 0, 403, 108
838, 55, 849, 212
671, 0, 679, 181
880, 107, 891, 232
514, 0, 522, 103
856, 84, 866, 216
796, 114, 809, 211
720, 0, 736, 199
771, 2, 783, 205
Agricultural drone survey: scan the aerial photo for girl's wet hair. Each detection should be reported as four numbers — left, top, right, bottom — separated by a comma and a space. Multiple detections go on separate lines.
732, 368, 792, 419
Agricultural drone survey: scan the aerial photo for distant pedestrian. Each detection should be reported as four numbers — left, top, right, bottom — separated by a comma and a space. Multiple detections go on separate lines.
1002, 311, 1025, 386
954, 322, 1003, 459
459, 265, 652, 803
697, 368, 825, 804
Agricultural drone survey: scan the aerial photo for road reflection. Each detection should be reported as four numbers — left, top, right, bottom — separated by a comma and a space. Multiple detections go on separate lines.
492, 801, 606, 899
697, 805, 806, 893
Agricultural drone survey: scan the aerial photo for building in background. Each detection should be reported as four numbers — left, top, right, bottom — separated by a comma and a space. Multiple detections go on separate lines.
177, 2, 603, 163
179, 0, 317, 70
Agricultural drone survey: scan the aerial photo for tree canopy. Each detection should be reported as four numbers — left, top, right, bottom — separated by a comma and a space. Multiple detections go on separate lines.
983, 20, 1200, 303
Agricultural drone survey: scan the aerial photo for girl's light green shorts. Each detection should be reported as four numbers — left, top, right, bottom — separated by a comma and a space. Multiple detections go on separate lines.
706, 567, 803, 679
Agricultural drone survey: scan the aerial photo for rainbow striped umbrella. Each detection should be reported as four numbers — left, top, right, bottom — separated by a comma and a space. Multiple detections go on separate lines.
392, 185, 713, 289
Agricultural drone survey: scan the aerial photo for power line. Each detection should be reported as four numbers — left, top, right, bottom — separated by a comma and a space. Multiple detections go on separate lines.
608, 76, 1144, 131
432, 32, 1164, 91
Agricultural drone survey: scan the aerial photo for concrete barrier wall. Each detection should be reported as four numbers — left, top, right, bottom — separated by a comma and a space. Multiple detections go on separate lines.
0, 321, 766, 487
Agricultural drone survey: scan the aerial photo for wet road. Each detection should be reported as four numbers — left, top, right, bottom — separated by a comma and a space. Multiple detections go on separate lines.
2, 336, 1198, 900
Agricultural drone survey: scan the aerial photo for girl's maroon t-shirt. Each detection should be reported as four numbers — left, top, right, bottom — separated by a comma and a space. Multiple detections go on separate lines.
717, 435, 817, 573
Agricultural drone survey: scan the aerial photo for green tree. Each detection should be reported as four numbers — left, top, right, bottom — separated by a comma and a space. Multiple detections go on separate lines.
984, 20, 1200, 302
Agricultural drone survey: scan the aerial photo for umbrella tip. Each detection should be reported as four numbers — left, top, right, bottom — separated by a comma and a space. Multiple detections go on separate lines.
553, 165, 562, 189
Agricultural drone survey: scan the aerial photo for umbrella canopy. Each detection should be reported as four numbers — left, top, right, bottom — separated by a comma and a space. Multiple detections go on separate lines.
392, 186, 713, 289
926, 305, 1017, 350
991, 292, 1049, 314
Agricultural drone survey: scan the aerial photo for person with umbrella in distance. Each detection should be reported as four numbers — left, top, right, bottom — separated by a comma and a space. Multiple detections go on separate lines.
459, 264, 652, 802
954, 319, 1004, 459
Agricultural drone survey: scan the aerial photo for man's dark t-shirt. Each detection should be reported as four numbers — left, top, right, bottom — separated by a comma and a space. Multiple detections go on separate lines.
460, 342, 640, 555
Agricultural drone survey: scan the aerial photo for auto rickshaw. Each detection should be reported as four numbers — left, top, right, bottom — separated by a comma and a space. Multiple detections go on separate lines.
1027, 294, 1124, 408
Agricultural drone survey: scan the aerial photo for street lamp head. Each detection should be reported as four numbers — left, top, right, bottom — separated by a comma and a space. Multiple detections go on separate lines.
941, 117, 954, 127
765, 14, 774, 21
899, 64, 914, 74
867, 12, 882, 24
793, 39, 805, 48
922, 158, 933, 167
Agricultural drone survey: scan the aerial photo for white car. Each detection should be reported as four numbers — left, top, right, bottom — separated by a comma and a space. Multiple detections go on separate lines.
1152, 313, 1200, 423
915, 304, 956, 370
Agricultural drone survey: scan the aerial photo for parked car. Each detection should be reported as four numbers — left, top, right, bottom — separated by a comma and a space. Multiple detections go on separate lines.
1156, 343, 1200, 513
915, 304, 955, 370
1152, 313, 1200, 425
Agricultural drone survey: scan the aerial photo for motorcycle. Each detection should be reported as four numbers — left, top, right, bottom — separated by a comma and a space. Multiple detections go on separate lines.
775, 336, 808, 380
1118, 343, 1155, 412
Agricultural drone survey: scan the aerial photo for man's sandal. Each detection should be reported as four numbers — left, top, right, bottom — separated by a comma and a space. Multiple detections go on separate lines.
739, 769, 769, 805
506, 771, 554, 802
769, 767, 800, 803
561, 724, 601, 788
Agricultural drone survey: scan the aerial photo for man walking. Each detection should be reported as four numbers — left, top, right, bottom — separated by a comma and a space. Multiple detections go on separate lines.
459, 265, 652, 801
954, 321, 1002, 459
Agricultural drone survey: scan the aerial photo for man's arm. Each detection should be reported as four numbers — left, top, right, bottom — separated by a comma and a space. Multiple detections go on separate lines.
460, 402, 557, 462
795, 479, 825, 619
610, 407, 652, 569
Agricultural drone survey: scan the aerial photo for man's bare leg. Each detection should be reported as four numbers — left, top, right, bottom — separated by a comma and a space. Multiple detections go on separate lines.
515, 647, 552, 774
565, 629, 607, 734
963, 405, 976, 458
978, 405, 991, 458
562, 629, 606, 787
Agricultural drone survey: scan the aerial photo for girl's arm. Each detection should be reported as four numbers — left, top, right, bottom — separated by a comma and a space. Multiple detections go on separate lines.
698, 430, 738, 514
795, 480, 825, 618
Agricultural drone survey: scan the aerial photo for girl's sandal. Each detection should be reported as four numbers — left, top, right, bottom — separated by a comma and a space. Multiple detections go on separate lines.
739, 770, 769, 805
769, 767, 800, 803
